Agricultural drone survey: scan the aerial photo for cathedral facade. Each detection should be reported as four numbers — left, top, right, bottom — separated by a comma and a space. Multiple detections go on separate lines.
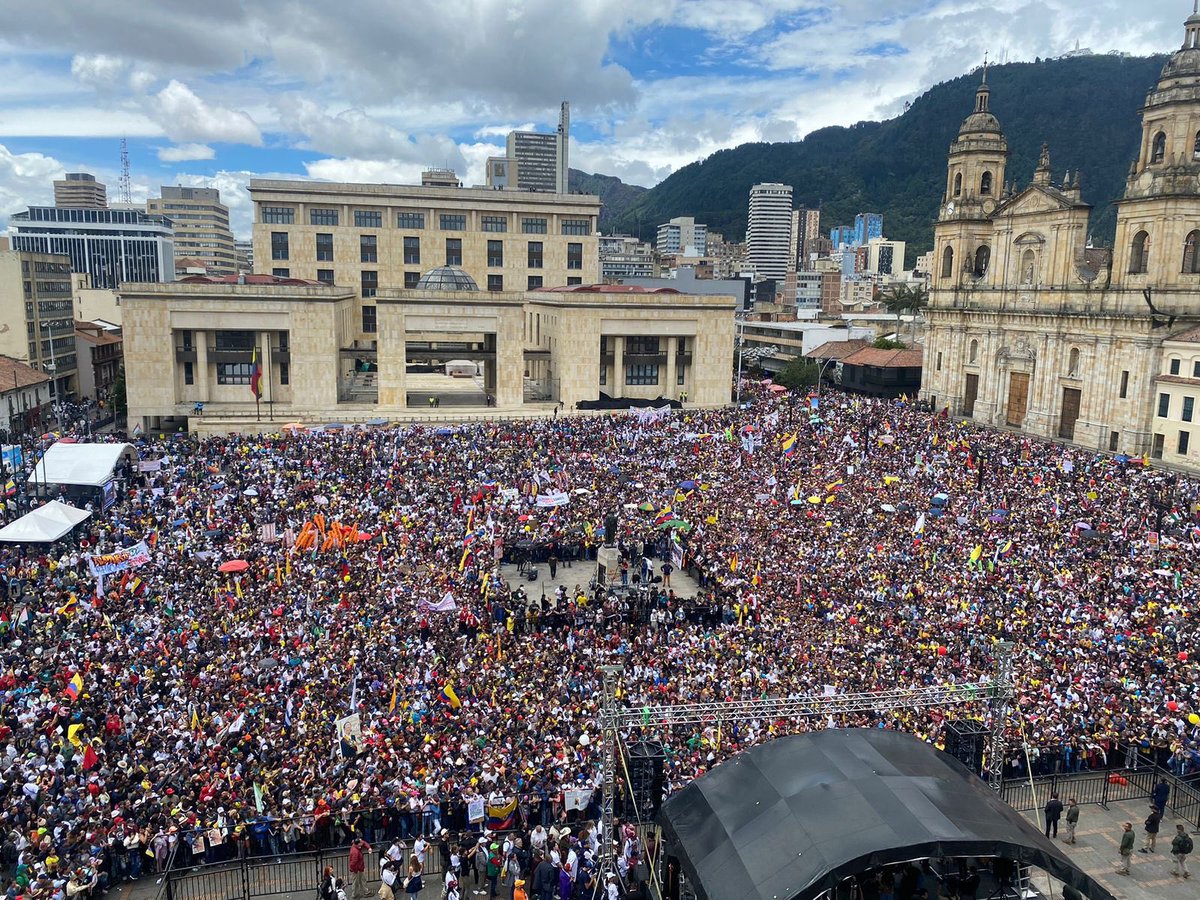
921, 7, 1200, 467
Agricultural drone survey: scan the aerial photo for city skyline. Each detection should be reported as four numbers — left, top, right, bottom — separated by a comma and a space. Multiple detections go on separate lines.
0, 0, 1189, 237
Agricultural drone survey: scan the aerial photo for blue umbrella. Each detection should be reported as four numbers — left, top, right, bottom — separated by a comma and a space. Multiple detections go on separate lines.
678, 480, 697, 490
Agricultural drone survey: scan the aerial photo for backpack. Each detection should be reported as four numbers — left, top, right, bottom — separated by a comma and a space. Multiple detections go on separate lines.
1182, 834, 1194, 854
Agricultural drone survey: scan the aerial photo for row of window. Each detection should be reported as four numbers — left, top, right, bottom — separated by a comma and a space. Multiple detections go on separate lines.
260, 206, 590, 234
1158, 392, 1198, 422
271, 233, 583, 269
597, 364, 688, 387
1127, 230, 1200, 275
275, 270, 583, 295
192, 362, 290, 386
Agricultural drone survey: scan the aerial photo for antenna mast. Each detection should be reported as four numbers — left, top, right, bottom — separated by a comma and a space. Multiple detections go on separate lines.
118, 138, 133, 204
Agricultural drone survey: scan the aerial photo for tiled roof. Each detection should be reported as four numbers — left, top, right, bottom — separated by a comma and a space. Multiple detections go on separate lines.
841, 346, 924, 368
0, 356, 50, 391
808, 339, 870, 361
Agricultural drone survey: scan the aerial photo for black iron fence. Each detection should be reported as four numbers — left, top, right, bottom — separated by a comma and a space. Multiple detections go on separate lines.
164, 845, 448, 900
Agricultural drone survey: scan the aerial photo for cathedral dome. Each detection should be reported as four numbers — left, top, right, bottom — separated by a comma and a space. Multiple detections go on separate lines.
957, 78, 1002, 138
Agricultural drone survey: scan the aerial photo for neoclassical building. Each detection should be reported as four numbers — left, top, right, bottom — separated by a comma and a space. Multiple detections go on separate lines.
921, 7, 1200, 463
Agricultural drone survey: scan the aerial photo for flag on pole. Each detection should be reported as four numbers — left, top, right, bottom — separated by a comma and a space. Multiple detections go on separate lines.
250, 347, 263, 399
82, 744, 99, 771
389, 681, 398, 715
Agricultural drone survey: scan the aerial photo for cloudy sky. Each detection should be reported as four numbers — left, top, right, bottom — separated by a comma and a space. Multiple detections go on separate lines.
0, 0, 1190, 236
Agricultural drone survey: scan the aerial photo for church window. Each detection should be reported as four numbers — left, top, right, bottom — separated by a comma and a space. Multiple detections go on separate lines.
1184, 231, 1200, 273
1171, 357, 1181, 376
1020, 248, 1037, 285
973, 245, 990, 277
941, 245, 955, 279
1152, 131, 1167, 164
953, 173, 962, 197
968, 340, 979, 364
1129, 230, 1150, 274
980, 171, 993, 195
1067, 348, 1080, 377
1193, 131, 1200, 160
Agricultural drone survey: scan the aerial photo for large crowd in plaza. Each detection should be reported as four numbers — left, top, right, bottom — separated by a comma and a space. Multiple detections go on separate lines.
1, 387, 1198, 899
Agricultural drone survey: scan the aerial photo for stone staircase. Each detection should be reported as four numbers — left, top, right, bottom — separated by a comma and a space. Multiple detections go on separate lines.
340, 370, 378, 402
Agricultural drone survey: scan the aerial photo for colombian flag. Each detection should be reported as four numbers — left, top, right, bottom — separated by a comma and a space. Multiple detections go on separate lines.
782, 433, 797, 456
250, 346, 263, 399
64, 672, 83, 701
485, 797, 518, 830
438, 683, 462, 709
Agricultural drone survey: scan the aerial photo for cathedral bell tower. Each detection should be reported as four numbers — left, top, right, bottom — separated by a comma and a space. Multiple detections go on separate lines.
932, 67, 1008, 290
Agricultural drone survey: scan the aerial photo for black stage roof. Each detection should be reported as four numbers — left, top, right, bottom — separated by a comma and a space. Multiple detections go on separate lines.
657, 729, 1117, 900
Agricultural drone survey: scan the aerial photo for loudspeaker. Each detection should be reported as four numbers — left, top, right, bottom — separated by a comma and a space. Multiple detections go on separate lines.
944, 720, 989, 775
626, 741, 666, 823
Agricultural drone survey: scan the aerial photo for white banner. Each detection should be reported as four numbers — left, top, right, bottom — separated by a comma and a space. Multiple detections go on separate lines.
87, 541, 152, 577
564, 788, 593, 812
467, 797, 486, 823
535, 491, 570, 508
629, 405, 672, 425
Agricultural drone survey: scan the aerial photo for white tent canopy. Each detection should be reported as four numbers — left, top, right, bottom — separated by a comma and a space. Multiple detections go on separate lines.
32, 442, 136, 488
0, 500, 91, 543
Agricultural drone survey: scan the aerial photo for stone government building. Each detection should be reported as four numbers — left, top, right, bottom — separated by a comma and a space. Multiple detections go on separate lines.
921, 6, 1200, 470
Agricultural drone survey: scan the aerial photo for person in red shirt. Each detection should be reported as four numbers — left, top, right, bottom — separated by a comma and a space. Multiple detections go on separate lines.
348, 836, 372, 898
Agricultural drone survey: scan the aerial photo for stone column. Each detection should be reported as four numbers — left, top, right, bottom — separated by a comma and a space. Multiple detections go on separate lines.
259, 331, 274, 403
665, 337, 677, 399
376, 309, 407, 409
195, 330, 210, 403
612, 335, 625, 398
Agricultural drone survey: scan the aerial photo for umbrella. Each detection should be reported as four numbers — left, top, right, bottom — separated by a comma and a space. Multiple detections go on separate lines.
259, 657, 281, 671
656, 520, 691, 531
218, 560, 250, 573
572, 488, 591, 495
678, 480, 697, 490
243, 488, 259, 497
622, 503, 639, 510
880, 504, 897, 513
281, 423, 305, 431
325, 423, 346, 430
637, 502, 654, 512
436, 427, 454, 436
1080, 529, 1109, 541
767, 384, 787, 393
367, 417, 388, 426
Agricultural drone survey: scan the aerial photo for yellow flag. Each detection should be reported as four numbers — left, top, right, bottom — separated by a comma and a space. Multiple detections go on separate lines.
68, 724, 85, 749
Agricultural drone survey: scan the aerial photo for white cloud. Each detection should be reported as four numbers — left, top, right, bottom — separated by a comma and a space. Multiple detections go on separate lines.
303, 158, 429, 188
157, 143, 215, 163
0, 144, 65, 227
152, 80, 262, 146
474, 123, 535, 139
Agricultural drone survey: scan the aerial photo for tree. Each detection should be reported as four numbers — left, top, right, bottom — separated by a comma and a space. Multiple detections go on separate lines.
111, 364, 127, 421
872, 337, 907, 350
774, 356, 820, 391
882, 282, 929, 345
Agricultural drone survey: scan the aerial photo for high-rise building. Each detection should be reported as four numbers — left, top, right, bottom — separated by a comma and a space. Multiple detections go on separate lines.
746, 183, 794, 281
866, 238, 906, 276
54, 172, 107, 208
792, 207, 822, 270
0, 250, 79, 402
248, 177, 600, 345
9, 206, 175, 289
495, 102, 570, 194
600, 235, 655, 280
854, 213, 884, 247
656, 217, 708, 257
829, 225, 853, 250
147, 186, 238, 276
234, 240, 254, 273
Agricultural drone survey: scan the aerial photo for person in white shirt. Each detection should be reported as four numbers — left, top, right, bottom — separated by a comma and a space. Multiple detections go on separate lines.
386, 839, 406, 864
378, 858, 398, 900
605, 874, 619, 900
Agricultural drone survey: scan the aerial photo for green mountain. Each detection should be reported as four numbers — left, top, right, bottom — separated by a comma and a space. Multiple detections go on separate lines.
568, 168, 647, 233
611, 54, 1170, 261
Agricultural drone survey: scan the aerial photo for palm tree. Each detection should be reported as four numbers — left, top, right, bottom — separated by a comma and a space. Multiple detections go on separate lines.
882, 284, 929, 346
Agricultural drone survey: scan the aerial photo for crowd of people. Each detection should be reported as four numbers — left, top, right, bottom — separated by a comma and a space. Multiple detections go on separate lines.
1, 387, 1198, 898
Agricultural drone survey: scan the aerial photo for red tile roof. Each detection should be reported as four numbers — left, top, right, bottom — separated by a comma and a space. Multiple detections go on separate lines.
808, 339, 870, 361
178, 274, 323, 286
0, 355, 50, 391
841, 346, 924, 368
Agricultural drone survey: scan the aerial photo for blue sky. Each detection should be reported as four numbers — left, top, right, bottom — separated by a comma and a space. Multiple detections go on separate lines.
0, 0, 1190, 237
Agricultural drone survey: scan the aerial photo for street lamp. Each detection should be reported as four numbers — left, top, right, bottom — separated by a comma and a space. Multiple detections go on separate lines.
40, 321, 58, 427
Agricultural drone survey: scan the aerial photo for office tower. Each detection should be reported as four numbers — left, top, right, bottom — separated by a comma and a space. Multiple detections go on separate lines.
656, 217, 708, 257
54, 173, 107, 208
746, 183, 794, 280
498, 102, 570, 194
10, 206, 175, 289
854, 213, 884, 247
147, 186, 238, 276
